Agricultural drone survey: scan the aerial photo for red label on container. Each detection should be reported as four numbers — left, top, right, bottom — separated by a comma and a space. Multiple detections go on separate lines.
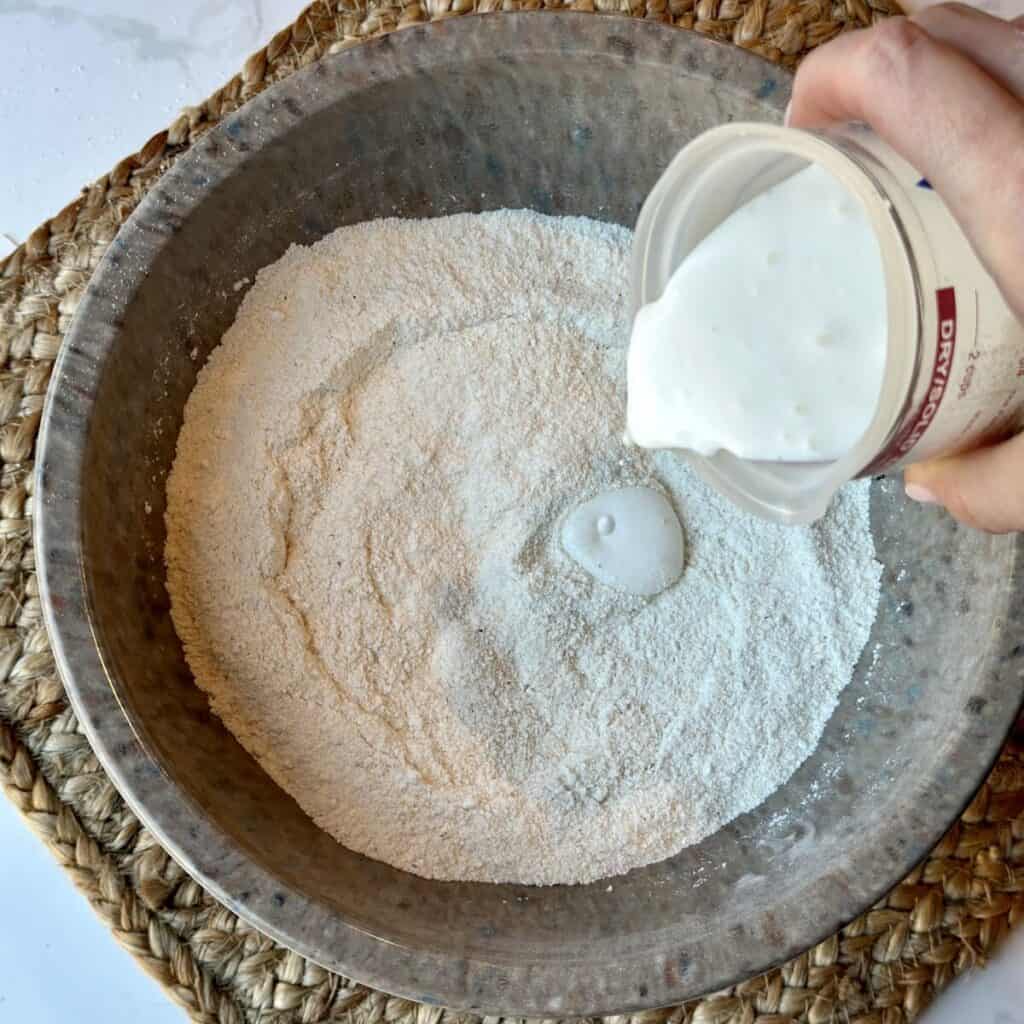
864, 287, 957, 473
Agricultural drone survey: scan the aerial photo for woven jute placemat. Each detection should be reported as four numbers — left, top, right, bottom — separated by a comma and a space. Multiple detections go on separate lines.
3, 2, 1024, 1022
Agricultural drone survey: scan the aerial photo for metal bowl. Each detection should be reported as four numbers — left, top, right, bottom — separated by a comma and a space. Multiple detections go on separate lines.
36, 12, 1024, 1016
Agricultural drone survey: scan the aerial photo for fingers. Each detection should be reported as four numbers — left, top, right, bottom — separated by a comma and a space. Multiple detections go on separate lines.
912, 4, 1024, 99
788, 15, 1024, 317
904, 431, 1024, 533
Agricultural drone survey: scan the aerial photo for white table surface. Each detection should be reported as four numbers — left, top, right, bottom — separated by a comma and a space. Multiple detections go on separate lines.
0, 3, 300, 1020
0, 2, 1019, 1021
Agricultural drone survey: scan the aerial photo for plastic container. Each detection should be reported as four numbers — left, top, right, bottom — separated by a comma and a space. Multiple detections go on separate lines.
632, 122, 1024, 524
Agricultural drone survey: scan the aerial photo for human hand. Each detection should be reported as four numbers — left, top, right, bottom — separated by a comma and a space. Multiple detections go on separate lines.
787, 4, 1024, 532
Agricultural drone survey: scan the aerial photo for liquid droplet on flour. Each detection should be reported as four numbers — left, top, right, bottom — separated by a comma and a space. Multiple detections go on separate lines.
561, 486, 685, 597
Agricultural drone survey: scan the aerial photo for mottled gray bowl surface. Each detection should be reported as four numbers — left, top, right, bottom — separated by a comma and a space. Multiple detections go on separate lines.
35, 12, 1024, 1016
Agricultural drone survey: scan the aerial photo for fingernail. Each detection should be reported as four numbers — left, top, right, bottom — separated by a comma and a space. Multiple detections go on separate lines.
783, 100, 793, 127
905, 482, 938, 505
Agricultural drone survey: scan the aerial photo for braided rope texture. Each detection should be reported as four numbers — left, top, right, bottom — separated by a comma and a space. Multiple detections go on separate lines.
4, 2, 1023, 1023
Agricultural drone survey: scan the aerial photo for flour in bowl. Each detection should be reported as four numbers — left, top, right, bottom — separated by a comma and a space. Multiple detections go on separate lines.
165, 211, 882, 886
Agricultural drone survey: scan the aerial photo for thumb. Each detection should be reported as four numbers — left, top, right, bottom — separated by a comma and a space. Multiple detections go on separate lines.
904, 432, 1024, 534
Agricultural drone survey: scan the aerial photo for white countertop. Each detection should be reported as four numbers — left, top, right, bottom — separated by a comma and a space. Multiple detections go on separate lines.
0, 3, 299, 1020
0, 3, 1018, 1021
0, 0, 301, 255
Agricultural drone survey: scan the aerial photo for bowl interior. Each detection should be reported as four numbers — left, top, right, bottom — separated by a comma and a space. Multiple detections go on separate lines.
38, 12, 1023, 1016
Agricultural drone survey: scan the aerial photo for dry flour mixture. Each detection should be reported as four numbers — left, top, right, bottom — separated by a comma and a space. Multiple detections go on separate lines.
165, 211, 882, 886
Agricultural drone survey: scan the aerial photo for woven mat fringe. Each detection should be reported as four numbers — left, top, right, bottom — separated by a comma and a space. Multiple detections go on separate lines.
3, 3, 1023, 1023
